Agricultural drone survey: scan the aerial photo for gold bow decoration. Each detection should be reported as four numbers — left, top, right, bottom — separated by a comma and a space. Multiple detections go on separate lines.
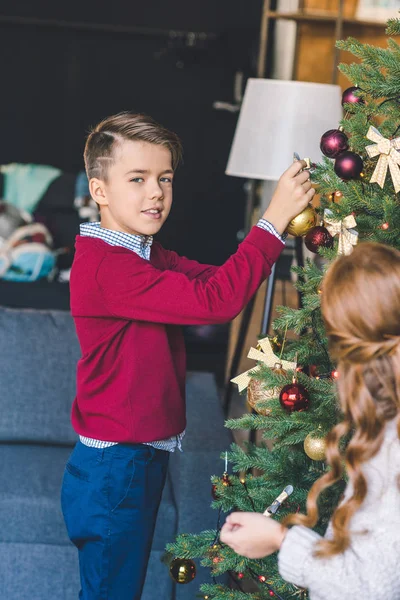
324, 210, 358, 256
230, 337, 297, 392
365, 126, 400, 193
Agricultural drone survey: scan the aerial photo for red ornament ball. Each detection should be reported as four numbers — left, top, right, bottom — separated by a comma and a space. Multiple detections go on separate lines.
221, 472, 231, 486
334, 151, 363, 180
342, 86, 364, 109
320, 129, 349, 158
211, 472, 232, 499
304, 226, 334, 253
279, 382, 310, 413
211, 484, 218, 500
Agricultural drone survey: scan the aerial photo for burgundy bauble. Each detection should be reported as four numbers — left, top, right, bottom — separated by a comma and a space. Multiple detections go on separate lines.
341, 86, 364, 109
279, 383, 310, 413
211, 472, 231, 499
320, 129, 349, 158
304, 226, 334, 253
334, 151, 363, 180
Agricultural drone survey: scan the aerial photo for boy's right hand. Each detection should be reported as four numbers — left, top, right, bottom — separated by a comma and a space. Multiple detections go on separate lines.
262, 160, 316, 236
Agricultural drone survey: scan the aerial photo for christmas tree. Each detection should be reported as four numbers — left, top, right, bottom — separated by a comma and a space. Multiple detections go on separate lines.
167, 17, 400, 599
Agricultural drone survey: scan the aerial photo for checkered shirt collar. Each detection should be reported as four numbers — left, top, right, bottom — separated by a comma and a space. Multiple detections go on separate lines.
79, 222, 153, 257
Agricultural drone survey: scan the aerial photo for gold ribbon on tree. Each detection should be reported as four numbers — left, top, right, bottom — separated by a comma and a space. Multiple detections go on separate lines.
365, 126, 400, 193
324, 210, 358, 256
230, 337, 297, 392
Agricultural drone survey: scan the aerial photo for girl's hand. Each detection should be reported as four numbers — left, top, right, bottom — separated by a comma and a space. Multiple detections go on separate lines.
220, 512, 287, 559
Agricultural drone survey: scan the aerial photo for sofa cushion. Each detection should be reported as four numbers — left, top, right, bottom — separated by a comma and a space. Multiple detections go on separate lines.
0, 542, 81, 600
0, 307, 80, 444
0, 544, 173, 600
0, 443, 177, 550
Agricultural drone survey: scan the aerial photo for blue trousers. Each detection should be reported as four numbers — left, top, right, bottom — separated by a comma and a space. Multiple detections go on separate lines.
61, 441, 169, 600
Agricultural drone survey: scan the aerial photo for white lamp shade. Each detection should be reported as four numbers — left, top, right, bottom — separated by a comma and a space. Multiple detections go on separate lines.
226, 78, 343, 181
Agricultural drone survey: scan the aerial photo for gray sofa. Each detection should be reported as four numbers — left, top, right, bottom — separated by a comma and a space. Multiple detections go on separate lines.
0, 306, 231, 599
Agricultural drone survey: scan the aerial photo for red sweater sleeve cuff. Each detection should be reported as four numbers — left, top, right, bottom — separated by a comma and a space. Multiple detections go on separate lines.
243, 225, 285, 266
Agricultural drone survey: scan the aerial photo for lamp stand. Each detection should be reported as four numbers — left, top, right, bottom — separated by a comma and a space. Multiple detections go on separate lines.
223, 0, 310, 416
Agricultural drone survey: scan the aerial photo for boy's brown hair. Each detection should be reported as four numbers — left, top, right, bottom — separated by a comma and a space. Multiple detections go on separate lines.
84, 112, 183, 181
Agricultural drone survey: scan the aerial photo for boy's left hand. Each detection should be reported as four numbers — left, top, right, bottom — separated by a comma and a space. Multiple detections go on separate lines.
220, 512, 287, 559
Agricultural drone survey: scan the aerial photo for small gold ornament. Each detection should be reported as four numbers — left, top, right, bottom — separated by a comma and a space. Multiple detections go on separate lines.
211, 452, 232, 499
304, 432, 327, 461
169, 558, 196, 584
286, 204, 318, 237
247, 363, 287, 416
365, 126, 400, 193
328, 190, 343, 202
270, 334, 283, 354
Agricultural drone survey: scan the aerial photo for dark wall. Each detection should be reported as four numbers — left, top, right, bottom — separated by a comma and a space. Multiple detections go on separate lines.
0, 1, 262, 263
0, 1, 262, 34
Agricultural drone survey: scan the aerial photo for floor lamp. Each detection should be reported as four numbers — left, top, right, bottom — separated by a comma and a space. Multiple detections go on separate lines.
223, 77, 342, 415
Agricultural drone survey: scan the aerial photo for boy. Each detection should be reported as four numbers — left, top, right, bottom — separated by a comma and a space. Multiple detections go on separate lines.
61, 112, 314, 600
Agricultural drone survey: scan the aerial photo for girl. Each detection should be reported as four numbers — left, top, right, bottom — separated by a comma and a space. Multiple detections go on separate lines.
221, 242, 400, 599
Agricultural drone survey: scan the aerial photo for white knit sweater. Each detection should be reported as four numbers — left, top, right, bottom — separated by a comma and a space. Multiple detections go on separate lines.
278, 418, 400, 599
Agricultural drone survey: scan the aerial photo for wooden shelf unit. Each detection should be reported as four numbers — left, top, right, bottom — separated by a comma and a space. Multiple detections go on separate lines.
258, 0, 392, 82
226, 0, 394, 383
266, 10, 387, 28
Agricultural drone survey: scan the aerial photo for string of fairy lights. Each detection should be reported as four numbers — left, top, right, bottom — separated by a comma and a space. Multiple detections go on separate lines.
170, 452, 306, 599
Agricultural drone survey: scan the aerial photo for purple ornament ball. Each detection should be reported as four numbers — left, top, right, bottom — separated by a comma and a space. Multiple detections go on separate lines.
320, 129, 349, 159
334, 151, 363, 181
341, 86, 364, 109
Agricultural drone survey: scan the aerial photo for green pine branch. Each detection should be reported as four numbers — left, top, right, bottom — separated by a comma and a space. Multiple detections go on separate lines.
199, 585, 262, 600
168, 18, 400, 599
387, 18, 400, 35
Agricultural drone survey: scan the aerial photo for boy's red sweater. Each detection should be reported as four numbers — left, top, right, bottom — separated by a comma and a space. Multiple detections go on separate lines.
69, 226, 283, 443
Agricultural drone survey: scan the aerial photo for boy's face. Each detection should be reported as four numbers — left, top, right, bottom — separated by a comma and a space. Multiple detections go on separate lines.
90, 140, 174, 237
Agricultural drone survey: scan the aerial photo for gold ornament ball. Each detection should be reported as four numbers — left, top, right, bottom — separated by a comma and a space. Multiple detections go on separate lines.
257, 335, 283, 354
286, 204, 318, 237
270, 334, 283, 354
169, 558, 196, 584
247, 379, 274, 416
247, 364, 286, 416
304, 432, 327, 461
